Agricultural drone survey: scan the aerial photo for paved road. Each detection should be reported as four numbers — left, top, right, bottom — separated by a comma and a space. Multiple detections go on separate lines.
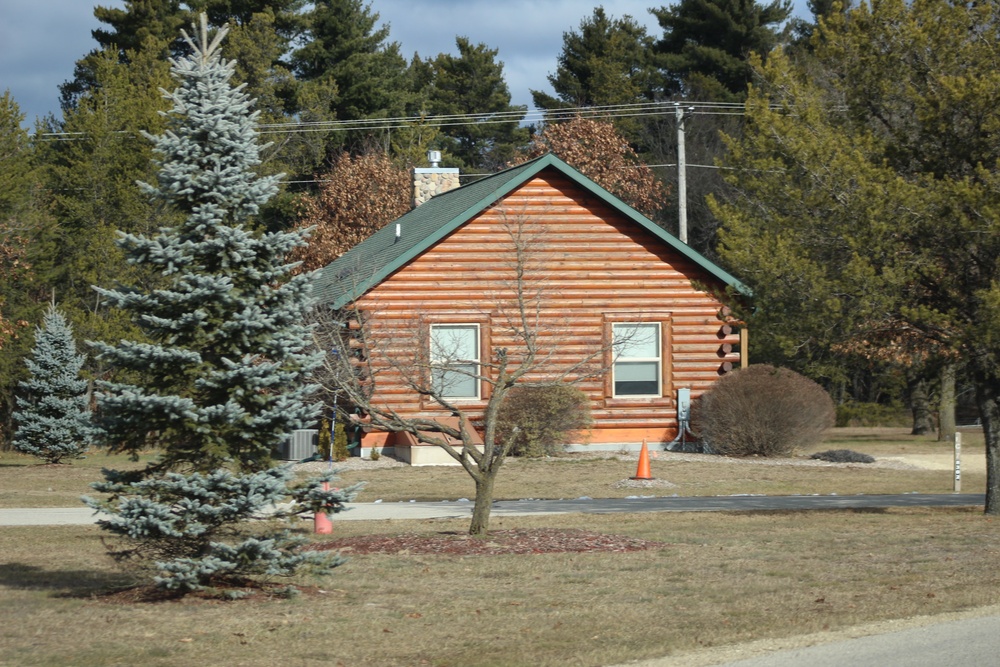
705, 613, 1000, 667
0, 493, 984, 525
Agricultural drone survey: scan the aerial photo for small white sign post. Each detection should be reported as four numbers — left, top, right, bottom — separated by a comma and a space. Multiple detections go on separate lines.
954, 432, 962, 494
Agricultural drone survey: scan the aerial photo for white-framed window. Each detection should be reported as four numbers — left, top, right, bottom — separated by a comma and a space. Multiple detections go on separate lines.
612, 322, 661, 397
429, 323, 480, 399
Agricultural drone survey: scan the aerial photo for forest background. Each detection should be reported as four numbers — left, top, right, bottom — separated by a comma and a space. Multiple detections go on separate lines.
0, 0, 973, 450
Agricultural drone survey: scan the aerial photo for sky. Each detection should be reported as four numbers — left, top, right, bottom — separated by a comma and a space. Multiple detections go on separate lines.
0, 1, 810, 128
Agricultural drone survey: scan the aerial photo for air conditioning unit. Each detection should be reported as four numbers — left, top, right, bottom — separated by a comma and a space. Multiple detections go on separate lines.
281, 429, 318, 461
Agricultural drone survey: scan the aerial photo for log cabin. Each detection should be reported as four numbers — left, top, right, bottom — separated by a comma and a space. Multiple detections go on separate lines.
311, 153, 748, 464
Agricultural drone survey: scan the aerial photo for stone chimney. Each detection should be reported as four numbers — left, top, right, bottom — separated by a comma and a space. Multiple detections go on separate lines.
412, 150, 460, 207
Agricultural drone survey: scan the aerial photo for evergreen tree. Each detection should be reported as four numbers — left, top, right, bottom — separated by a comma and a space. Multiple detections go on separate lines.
711, 0, 1000, 512
424, 37, 529, 171
13, 306, 96, 464
61, 0, 187, 110
0, 93, 46, 444
62, 1, 306, 112
36, 45, 173, 349
84, 465, 356, 594
290, 0, 412, 156
91, 16, 319, 473
653, 0, 791, 101
531, 7, 658, 111
0, 92, 36, 352
85, 16, 358, 595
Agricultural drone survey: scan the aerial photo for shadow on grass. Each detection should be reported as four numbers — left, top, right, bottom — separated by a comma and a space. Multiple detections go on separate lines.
0, 562, 133, 598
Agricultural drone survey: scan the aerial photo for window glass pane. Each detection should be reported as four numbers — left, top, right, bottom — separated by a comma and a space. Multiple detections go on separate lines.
431, 325, 479, 398
433, 364, 478, 398
612, 322, 661, 397
614, 323, 659, 359
431, 325, 478, 361
614, 361, 659, 396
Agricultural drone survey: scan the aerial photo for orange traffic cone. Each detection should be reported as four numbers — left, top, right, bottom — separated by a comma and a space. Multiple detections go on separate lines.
314, 481, 333, 534
631, 438, 653, 480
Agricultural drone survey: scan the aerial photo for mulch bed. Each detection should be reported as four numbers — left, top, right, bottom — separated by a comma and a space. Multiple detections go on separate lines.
310, 528, 666, 556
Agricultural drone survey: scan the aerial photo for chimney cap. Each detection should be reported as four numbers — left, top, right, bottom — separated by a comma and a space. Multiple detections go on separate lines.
427, 150, 442, 167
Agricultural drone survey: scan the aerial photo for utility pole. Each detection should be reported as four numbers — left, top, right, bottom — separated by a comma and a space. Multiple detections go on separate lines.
675, 103, 693, 245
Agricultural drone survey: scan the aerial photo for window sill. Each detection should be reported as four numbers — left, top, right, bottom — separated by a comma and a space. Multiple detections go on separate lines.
603, 396, 674, 408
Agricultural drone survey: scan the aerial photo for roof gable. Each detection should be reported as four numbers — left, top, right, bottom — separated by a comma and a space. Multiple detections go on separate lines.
312, 153, 747, 309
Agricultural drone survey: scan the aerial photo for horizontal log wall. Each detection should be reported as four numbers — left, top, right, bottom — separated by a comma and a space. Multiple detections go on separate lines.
357, 170, 740, 445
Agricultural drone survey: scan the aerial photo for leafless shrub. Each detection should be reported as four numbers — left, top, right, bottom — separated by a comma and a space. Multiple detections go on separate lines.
692, 365, 835, 457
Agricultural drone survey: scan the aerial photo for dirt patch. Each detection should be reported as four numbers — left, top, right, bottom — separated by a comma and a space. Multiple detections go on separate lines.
311, 528, 667, 556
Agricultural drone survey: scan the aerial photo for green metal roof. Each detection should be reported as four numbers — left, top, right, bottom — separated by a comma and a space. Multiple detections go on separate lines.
311, 153, 748, 309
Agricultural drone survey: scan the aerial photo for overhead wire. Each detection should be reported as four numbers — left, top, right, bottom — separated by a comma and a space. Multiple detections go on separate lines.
38, 100, 753, 141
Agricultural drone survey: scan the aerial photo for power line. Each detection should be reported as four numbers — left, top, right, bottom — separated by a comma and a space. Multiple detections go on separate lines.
38, 100, 753, 141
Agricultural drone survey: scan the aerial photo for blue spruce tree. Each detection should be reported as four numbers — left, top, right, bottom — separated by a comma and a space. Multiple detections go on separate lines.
13, 306, 96, 463
86, 15, 358, 595
91, 14, 318, 473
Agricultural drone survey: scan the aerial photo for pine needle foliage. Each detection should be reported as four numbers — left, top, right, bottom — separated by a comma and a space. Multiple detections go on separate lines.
90, 15, 321, 474
13, 306, 96, 463
84, 466, 360, 594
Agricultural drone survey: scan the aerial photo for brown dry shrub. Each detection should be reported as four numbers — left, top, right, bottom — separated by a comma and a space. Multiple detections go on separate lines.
495, 384, 593, 457
692, 365, 834, 457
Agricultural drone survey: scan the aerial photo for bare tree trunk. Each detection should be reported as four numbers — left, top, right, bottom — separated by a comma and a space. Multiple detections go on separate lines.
469, 474, 496, 535
973, 368, 1000, 515
907, 371, 933, 435
937, 362, 956, 442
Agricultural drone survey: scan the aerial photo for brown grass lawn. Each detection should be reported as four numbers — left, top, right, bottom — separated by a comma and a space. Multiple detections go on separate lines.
0, 428, 996, 666
329, 427, 986, 503
0, 427, 985, 508
1, 508, 999, 667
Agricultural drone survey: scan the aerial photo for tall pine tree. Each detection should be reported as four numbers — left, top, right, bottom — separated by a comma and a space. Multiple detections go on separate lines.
424, 37, 529, 171
13, 306, 96, 464
653, 0, 791, 101
531, 8, 658, 110
291, 0, 411, 156
91, 15, 320, 473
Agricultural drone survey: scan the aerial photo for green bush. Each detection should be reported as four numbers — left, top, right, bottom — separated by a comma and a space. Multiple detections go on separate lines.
333, 420, 351, 461
317, 418, 351, 461
317, 419, 332, 459
496, 384, 593, 457
692, 365, 835, 457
